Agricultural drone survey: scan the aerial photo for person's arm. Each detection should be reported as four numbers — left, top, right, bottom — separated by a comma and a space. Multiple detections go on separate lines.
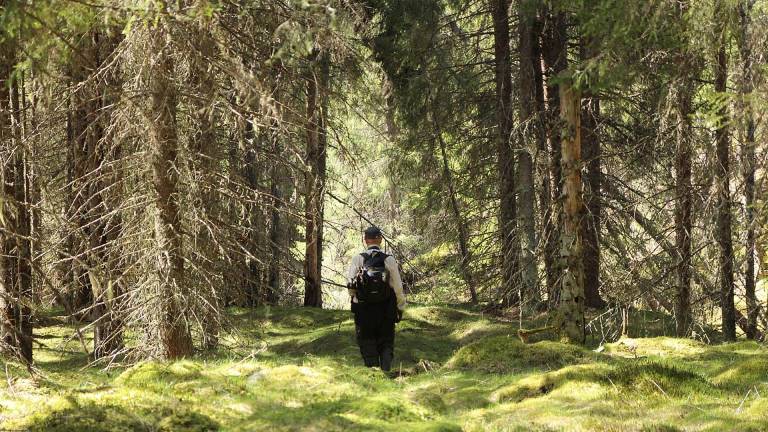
346, 254, 363, 299
385, 256, 406, 310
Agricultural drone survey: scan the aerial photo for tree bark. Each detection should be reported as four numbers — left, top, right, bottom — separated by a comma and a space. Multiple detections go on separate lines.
267, 122, 283, 305
738, 0, 758, 339
671, 1, 694, 337
714, 8, 736, 341
148, 20, 193, 358
68, 29, 125, 359
435, 117, 477, 303
0, 32, 33, 363
241, 116, 263, 307
673, 81, 694, 337
557, 82, 585, 344
189, 22, 221, 349
491, 0, 520, 306
67, 45, 94, 317
303, 50, 328, 308
579, 40, 606, 309
541, 8, 567, 308
517, 0, 541, 309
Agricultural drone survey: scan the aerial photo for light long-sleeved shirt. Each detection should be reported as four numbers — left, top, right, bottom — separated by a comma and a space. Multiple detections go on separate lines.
346, 245, 406, 310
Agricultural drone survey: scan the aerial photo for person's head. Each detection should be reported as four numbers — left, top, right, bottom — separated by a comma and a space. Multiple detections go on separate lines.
363, 226, 383, 246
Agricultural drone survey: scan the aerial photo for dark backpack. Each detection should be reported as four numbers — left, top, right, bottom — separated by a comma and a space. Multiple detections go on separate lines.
354, 250, 391, 304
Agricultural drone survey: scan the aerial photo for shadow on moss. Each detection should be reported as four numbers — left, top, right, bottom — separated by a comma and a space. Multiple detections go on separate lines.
27, 404, 152, 432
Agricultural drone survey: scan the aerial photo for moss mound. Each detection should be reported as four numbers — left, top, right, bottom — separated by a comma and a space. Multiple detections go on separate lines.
157, 410, 219, 432
116, 360, 203, 387
28, 404, 151, 432
608, 359, 716, 397
270, 307, 341, 328
640, 425, 683, 432
349, 395, 424, 422
407, 306, 472, 327
712, 356, 768, 388
604, 337, 706, 358
447, 336, 596, 373
491, 363, 613, 403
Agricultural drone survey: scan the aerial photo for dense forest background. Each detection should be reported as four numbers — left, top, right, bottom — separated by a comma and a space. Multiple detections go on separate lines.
0, 0, 766, 366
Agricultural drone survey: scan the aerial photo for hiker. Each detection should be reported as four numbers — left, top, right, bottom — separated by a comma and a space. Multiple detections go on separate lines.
346, 226, 406, 371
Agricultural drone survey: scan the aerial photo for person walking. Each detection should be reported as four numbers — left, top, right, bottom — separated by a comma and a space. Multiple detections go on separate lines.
346, 226, 406, 371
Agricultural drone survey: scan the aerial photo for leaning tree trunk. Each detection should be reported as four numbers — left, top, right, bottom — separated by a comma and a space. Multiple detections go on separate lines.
557, 82, 585, 344
147, 18, 193, 358
738, 0, 758, 339
303, 49, 328, 308
714, 10, 736, 341
491, 0, 520, 306
541, 8, 568, 308
517, 0, 541, 310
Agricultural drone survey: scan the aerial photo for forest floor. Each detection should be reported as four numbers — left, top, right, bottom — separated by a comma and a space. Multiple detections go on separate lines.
0, 305, 766, 431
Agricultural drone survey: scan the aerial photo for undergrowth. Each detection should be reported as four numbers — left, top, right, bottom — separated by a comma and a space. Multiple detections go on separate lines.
0, 305, 765, 431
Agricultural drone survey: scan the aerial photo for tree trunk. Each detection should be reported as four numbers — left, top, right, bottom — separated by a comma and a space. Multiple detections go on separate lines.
673, 80, 694, 337
738, 0, 758, 339
557, 82, 585, 344
491, 0, 520, 306
541, 8, 568, 308
68, 47, 94, 317
303, 50, 328, 308
189, 23, 221, 349
0, 33, 32, 363
672, 1, 694, 337
579, 40, 606, 309
435, 117, 477, 303
68, 29, 125, 359
517, 0, 541, 310
240, 116, 263, 307
267, 122, 283, 305
714, 10, 736, 341
93, 30, 124, 359
148, 20, 193, 358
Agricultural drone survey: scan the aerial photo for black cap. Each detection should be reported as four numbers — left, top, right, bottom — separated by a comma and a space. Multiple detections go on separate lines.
364, 226, 383, 239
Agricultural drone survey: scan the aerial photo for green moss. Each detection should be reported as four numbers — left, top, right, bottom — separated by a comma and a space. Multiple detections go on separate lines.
406, 306, 473, 327
607, 359, 716, 397
712, 356, 768, 388
27, 404, 151, 432
640, 425, 683, 432
604, 336, 707, 358
157, 410, 219, 431
349, 395, 425, 422
447, 336, 597, 373
491, 364, 612, 403
116, 360, 203, 387
5, 305, 768, 432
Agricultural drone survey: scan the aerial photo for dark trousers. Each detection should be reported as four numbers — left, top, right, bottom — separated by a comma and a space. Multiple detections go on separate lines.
352, 298, 396, 371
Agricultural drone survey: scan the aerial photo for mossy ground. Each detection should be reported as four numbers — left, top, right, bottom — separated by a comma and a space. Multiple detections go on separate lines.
0, 305, 766, 431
